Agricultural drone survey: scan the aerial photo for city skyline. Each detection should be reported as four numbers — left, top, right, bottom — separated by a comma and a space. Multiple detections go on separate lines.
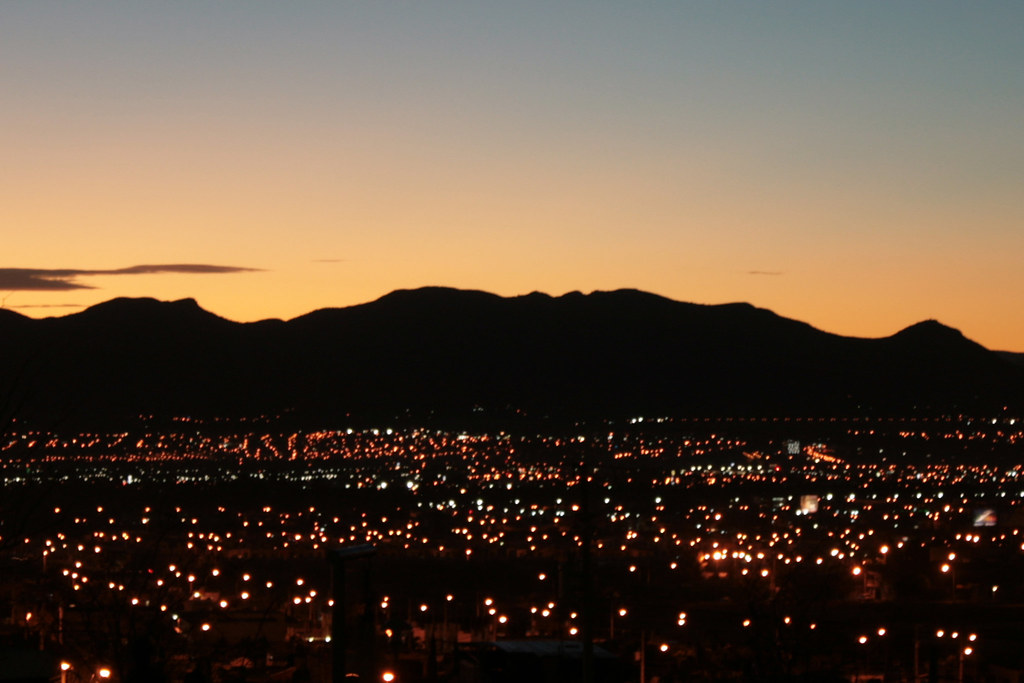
3, 3, 1023, 350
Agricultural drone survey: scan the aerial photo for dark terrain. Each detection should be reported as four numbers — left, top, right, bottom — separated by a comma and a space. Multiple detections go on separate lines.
1, 287, 1021, 427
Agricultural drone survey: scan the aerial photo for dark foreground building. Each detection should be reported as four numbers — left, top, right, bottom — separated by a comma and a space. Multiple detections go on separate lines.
451, 641, 625, 683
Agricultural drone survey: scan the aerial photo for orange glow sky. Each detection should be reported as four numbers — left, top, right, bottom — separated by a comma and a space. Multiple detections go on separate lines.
3, 3, 1023, 350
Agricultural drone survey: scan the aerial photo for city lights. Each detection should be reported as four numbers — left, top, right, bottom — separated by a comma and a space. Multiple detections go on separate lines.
2, 417, 1022, 681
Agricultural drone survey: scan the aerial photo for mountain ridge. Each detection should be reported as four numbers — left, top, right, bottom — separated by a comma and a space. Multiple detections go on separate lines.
1, 288, 1020, 427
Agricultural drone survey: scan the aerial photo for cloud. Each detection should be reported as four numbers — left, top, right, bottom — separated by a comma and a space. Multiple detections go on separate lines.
0, 269, 93, 291
0, 264, 259, 291
105, 264, 260, 275
746, 270, 783, 276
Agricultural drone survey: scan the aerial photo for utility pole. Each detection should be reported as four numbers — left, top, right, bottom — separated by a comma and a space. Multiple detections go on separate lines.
913, 625, 920, 683
580, 457, 595, 683
639, 629, 646, 683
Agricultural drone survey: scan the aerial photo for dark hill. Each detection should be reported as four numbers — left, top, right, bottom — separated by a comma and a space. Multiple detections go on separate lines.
1, 288, 1021, 428
997, 351, 1024, 369
0, 309, 29, 326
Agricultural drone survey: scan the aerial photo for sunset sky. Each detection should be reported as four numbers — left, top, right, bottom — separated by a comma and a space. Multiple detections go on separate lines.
3, 2, 1023, 350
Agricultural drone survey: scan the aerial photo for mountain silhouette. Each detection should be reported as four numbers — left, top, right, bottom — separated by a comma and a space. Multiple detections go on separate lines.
997, 351, 1024, 369
1, 288, 1021, 428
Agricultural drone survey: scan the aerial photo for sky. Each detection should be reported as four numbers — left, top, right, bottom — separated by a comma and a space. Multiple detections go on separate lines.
3, 2, 1023, 350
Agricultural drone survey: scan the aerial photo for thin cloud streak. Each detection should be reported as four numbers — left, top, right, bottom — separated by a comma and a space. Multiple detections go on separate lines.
746, 270, 784, 276
0, 264, 260, 291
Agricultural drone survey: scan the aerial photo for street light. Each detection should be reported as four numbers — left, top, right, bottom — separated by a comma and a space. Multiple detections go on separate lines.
610, 607, 627, 639
940, 560, 956, 600
959, 645, 973, 683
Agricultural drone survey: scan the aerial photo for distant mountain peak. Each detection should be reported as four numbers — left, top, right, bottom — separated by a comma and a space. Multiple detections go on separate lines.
83, 295, 199, 310
0, 307, 30, 323
373, 287, 502, 305
892, 319, 966, 341
73, 295, 226, 325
